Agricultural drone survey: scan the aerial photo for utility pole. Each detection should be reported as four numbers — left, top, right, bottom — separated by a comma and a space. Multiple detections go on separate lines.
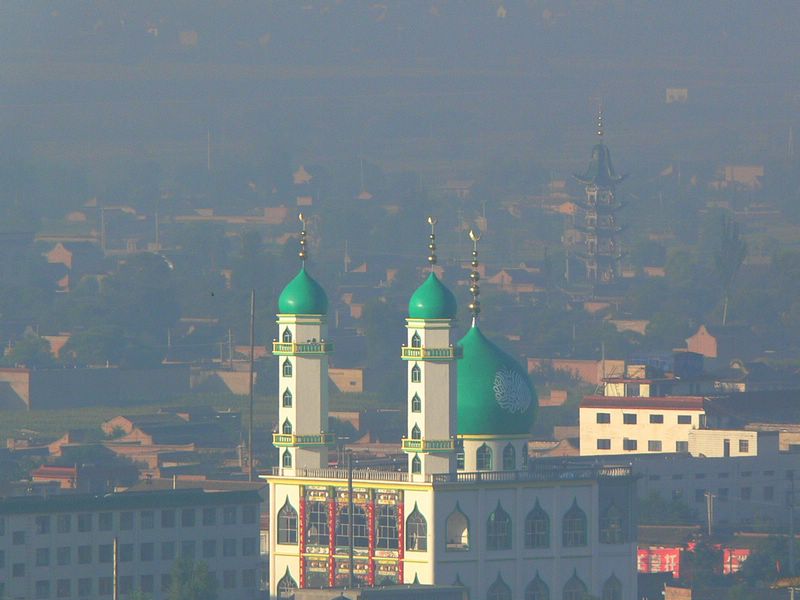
790, 471, 796, 577
112, 537, 119, 600
248, 290, 255, 482
705, 491, 716, 537
227, 328, 233, 369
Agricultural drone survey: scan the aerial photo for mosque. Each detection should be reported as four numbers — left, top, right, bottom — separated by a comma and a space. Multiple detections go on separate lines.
266, 216, 636, 599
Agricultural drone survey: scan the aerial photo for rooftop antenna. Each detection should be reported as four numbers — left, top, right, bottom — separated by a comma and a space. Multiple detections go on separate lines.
468, 229, 481, 327
427, 216, 438, 268
298, 213, 308, 266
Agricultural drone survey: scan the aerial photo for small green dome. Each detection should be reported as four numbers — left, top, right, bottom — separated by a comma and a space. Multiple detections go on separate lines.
408, 272, 457, 320
457, 326, 537, 436
278, 267, 328, 315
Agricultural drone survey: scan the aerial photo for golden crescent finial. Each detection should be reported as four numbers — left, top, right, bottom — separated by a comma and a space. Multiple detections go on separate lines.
427, 215, 437, 226
298, 212, 306, 224
468, 228, 481, 243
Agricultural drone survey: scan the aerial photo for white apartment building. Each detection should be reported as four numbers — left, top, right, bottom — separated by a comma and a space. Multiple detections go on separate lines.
0, 488, 263, 600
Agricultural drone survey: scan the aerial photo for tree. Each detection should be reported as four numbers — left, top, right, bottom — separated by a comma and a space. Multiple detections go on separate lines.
638, 491, 695, 525
714, 215, 747, 325
1, 334, 55, 368
167, 558, 218, 600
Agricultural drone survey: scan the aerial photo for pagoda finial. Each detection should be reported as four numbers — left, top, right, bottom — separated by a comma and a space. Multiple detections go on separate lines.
298, 212, 308, 265
468, 229, 481, 326
427, 216, 438, 267
596, 99, 604, 139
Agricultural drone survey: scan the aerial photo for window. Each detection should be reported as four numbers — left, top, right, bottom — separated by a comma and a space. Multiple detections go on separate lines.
35, 580, 50, 599
411, 363, 421, 383
376, 504, 399, 550
524, 501, 550, 549
98, 578, 112, 596
623, 438, 638, 451
602, 575, 622, 600
242, 569, 257, 589
161, 541, 175, 560
78, 545, 91, 564
282, 419, 293, 434
477, 444, 493, 471
223, 506, 237, 524
456, 439, 465, 470
99, 544, 113, 563
282, 359, 293, 377
411, 393, 422, 412
525, 575, 550, 600
140, 575, 154, 594
486, 575, 512, 600
223, 570, 237, 589
627, 383, 640, 396
12, 530, 25, 545
161, 509, 176, 528
36, 515, 50, 534
57, 546, 70, 566
282, 388, 292, 407
676, 441, 689, 453
623, 413, 637, 425
243, 505, 257, 524
405, 506, 427, 551
98, 512, 112, 531
764, 486, 775, 501
562, 501, 588, 547
522, 444, 529, 468
140, 542, 154, 561
13, 563, 25, 577
140, 510, 154, 529
563, 574, 588, 600
282, 327, 292, 343
182, 508, 195, 527
56, 579, 70, 598
596, 412, 611, 424
487, 503, 512, 550
120, 511, 133, 530
222, 538, 237, 557
36, 548, 50, 566
57, 514, 71, 533
278, 500, 298, 544
718, 472, 729, 479
78, 578, 91, 597
741, 487, 752, 500
411, 455, 421, 474
335, 504, 369, 548
600, 504, 625, 544
161, 575, 172, 593
678, 415, 692, 424
695, 489, 705, 503
119, 576, 133, 595
597, 439, 611, 450
202, 539, 217, 558
648, 440, 662, 452
307, 501, 329, 546
411, 332, 421, 348
445, 504, 469, 551
77, 513, 92, 532
203, 507, 216, 526
277, 570, 298, 598
243, 537, 259, 556
502, 444, 516, 471
739, 439, 750, 453
411, 424, 421, 440
181, 541, 196, 559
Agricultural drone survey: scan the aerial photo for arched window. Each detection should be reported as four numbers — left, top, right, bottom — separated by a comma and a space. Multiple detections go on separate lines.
282, 450, 292, 468
486, 573, 512, 600
405, 505, 427, 551
563, 573, 588, 600
562, 500, 588, 547
445, 504, 469, 551
456, 439, 465, 470
282, 419, 293, 435
602, 575, 622, 600
282, 359, 292, 377
502, 443, 515, 471
411, 455, 422, 474
277, 499, 297, 544
277, 569, 297, 598
486, 503, 512, 551
335, 504, 369, 548
411, 363, 421, 383
376, 505, 398, 549
524, 500, 550, 549
476, 444, 493, 471
282, 388, 293, 407
600, 503, 625, 544
282, 328, 293, 343
411, 424, 421, 440
411, 393, 422, 413
306, 501, 329, 546
411, 332, 421, 348
525, 574, 549, 600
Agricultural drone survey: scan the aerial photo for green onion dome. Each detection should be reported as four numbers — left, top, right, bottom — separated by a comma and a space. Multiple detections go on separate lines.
457, 325, 537, 436
408, 272, 458, 320
278, 267, 328, 315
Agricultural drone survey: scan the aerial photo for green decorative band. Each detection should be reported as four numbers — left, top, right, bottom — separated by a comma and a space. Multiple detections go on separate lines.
401, 438, 455, 453
401, 346, 459, 361
273, 432, 335, 447
273, 341, 333, 355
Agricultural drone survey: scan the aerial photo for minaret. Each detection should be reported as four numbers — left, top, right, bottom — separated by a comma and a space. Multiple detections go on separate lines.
402, 216, 458, 480
273, 213, 333, 473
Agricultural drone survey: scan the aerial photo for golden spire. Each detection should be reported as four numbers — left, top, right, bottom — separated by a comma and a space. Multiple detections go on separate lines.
298, 213, 308, 265
468, 229, 481, 326
427, 216, 438, 267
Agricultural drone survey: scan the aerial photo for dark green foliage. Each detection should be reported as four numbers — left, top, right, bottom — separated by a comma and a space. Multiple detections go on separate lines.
167, 558, 218, 600
638, 491, 695, 525
1, 334, 56, 368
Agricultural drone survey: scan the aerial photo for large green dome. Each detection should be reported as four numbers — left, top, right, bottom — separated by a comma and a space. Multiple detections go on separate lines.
457, 326, 537, 436
408, 272, 457, 320
278, 267, 328, 315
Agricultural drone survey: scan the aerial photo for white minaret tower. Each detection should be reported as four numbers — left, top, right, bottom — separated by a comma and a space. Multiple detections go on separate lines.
402, 216, 458, 480
273, 214, 333, 473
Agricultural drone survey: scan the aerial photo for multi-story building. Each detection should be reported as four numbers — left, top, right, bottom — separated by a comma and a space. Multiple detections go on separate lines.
0, 488, 263, 600
267, 221, 638, 600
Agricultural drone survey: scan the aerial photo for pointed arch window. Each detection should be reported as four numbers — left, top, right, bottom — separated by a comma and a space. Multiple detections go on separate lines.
562, 500, 588, 547
445, 504, 469, 551
411, 393, 422, 413
282, 419, 293, 435
563, 573, 588, 600
524, 501, 550, 549
411, 455, 422, 474
502, 443, 516, 471
411, 424, 421, 440
282, 327, 293, 343
486, 503, 512, 551
335, 504, 369, 548
306, 501, 329, 546
486, 573, 512, 600
277, 569, 297, 598
282, 359, 292, 377
525, 574, 549, 600
277, 499, 298, 545
376, 504, 398, 550
602, 575, 622, 600
600, 503, 625, 544
282, 450, 292, 468
405, 505, 427, 551
411, 363, 421, 383
411, 331, 421, 348
476, 443, 493, 471
282, 389, 293, 408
